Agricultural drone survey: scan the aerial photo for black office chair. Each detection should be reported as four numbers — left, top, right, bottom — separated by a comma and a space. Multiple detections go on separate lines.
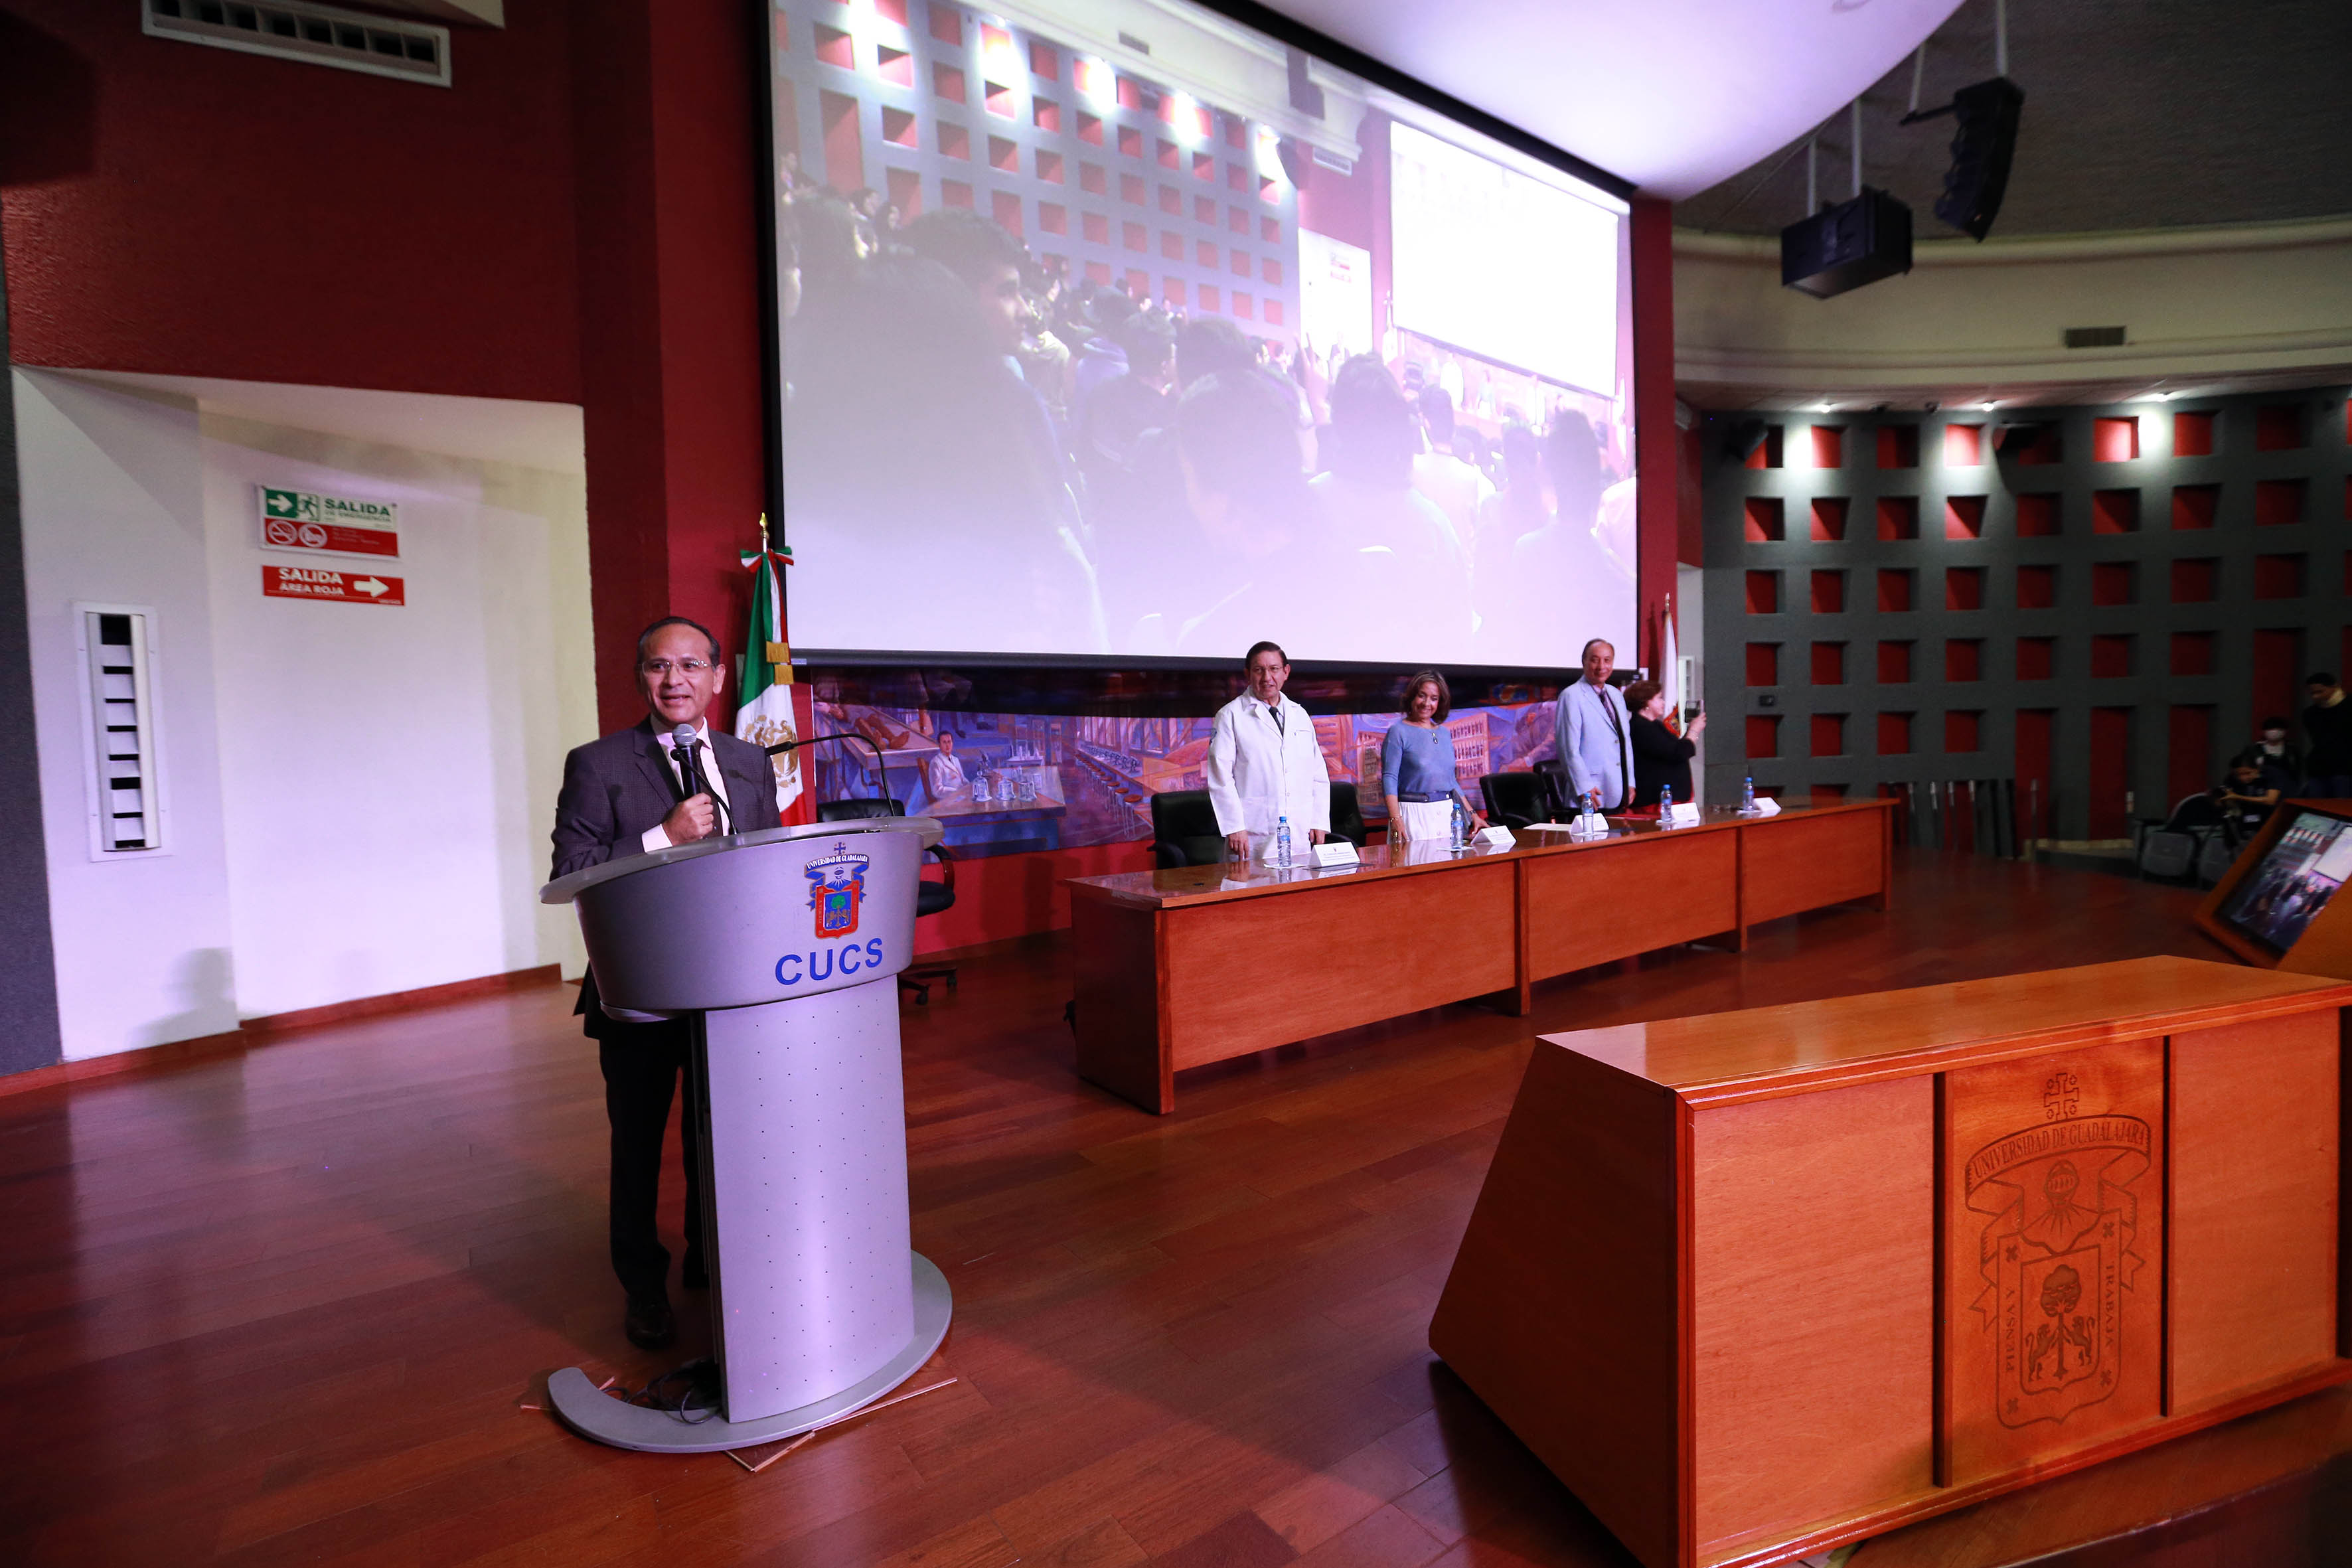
1148, 789, 1226, 868
1481, 771, 1551, 830
1327, 782, 1370, 847
817, 797, 959, 1003
1531, 759, 1573, 819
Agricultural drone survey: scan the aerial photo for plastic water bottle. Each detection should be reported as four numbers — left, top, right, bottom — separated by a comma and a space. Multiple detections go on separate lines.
1741, 775, 1756, 815
1450, 800, 1468, 852
1658, 784, 1674, 826
1275, 815, 1293, 869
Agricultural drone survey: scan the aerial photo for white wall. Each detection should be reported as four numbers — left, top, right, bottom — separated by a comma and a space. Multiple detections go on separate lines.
11, 370, 593, 1059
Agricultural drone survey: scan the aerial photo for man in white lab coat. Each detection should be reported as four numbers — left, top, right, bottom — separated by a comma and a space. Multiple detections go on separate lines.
1554, 637, 1635, 811
1206, 640, 1330, 860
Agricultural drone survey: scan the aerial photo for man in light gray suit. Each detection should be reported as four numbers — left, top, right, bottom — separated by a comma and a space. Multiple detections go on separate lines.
551, 615, 782, 1350
1554, 637, 1636, 811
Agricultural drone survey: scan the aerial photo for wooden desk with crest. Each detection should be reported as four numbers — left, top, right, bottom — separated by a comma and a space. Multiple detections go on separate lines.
1429, 955, 2352, 1568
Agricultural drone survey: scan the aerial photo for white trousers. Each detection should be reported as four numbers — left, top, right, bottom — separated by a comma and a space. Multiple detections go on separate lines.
1393, 799, 1456, 844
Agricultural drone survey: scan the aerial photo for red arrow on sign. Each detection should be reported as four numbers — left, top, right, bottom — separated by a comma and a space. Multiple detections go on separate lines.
262, 565, 406, 606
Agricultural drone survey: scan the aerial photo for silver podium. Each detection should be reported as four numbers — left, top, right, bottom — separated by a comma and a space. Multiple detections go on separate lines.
538, 817, 953, 1454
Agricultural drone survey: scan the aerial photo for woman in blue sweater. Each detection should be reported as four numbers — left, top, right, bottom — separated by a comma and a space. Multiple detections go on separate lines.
1382, 670, 1488, 846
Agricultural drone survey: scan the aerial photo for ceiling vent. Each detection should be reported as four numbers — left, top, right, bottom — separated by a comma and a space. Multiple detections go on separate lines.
2064, 325, 2128, 350
143, 0, 452, 88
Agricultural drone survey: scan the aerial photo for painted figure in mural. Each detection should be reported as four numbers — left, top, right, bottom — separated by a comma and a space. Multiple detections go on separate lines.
1308, 356, 1472, 651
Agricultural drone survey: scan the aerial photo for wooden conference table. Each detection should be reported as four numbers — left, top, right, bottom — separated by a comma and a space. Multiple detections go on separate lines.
1429, 957, 2352, 1568
1067, 797, 1894, 1113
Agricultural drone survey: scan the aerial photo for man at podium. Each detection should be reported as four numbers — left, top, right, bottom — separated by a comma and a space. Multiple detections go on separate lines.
550, 616, 783, 1349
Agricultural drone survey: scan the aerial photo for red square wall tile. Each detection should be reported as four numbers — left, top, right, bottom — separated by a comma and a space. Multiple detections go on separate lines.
2255, 479, 2307, 526
1946, 639, 1983, 681
1120, 172, 1145, 204
939, 121, 971, 159
2017, 565, 2057, 608
1743, 427, 1784, 469
1195, 195, 1215, 223
1877, 712, 1914, 755
1810, 426, 1845, 469
1811, 642, 1845, 685
1877, 426, 1919, 469
1080, 161, 1107, 194
1037, 202, 1067, 235
1747, 571, 1780, 614
2092, 416, 2140, 461
989, 135, 1020, 172
1077, 112, 1102, 147
933, 62, 966, 103
991, 190, 1024, 236
1946, 568, 1985, 610
2090, 635, 2134, 678
1945, 497, 1986, 538
940, 179, 974, 210
1810, 570, 1844, 613
1081, 212, 1108, 244
2171, 484, 2218, 529
2017, 637, 2056, 679
1810, 499, 1848, 540
1030, 39, 1058, 76
1878, 641, 1914, 682
1157, 184, 1182, 213
2091, 489, 2139, 533
1036, 150, 1063, 184
1877, 569, 1913, 611
2256, 404, 2309, 451
2254, 554, 2307, 599
1744, 498, 1784, 542
882, 106, 918, 147
2015, 493, 2060, 536
1877, 497, 1919, 540
814, 24, 854, 68
929, 5, 961, 45
1810, 714, 1847, 757
2091, 562, 2136, 605
2173, 410, 2215, 456
1945, 711, 1983, 752
2171, 631, 2215, 676
1747, 715, 1782, 758
1032, 96, 1061, 133
2171, 558, 2218, 602
1944, 424, 1984, 466
1746, 643, 1780, 686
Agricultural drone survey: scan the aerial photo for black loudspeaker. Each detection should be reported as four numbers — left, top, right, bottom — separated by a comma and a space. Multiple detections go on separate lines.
1781, 187, 1913, 299
1994, 422, 2050, 456
1935, 77, 2025, 240
1724, 419, 1769, 463
1274, 136, 1311, 191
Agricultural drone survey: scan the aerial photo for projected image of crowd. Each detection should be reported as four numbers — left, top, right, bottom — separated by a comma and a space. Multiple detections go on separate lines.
777, 178, 1633, 663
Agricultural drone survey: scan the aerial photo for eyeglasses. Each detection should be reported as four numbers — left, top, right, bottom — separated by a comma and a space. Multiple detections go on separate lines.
639, 659, 714, 677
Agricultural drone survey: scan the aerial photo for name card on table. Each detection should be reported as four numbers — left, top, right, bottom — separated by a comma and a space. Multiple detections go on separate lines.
1748, 797, 1782, 817
1473, 825, 1516, 848
1310, 839, 1361, 868
1664, 802, 1702, 828
1571, 813, 1611, 838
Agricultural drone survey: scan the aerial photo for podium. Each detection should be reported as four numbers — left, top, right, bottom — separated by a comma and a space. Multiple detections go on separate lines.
538, 817, 953, 1454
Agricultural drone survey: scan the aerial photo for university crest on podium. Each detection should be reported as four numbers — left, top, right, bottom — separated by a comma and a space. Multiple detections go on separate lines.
805, 842, 872, 939
1965, 1073, 2151, 1427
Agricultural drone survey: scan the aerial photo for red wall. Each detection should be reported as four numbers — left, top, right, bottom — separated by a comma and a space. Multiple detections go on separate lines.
1630, 196, 1678, 671
0, 2, 582, 404
0, 0, 769, 736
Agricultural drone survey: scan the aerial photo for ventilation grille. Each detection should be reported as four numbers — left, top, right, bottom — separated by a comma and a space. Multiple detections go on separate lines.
2063, 325, 2128, 349
143, 0, 452, 88
80, 609, 163, 856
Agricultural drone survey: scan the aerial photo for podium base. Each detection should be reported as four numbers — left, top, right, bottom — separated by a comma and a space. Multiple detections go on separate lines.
547, 1251, 953, 1454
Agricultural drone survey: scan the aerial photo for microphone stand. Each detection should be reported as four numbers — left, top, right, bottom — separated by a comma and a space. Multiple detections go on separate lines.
765, 732, 889, 803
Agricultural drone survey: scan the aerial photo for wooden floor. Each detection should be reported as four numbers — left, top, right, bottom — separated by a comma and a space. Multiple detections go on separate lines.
0, 850, 2332, 1567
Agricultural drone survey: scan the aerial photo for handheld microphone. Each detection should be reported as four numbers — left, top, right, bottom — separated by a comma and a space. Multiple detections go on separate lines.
669, 724, 701, 801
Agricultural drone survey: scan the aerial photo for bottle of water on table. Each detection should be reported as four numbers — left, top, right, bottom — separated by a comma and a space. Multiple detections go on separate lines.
1275, 815, 1292, 869
1658, 784, 1674, 826
1450, 799, 1467, 852
1741, 775, 1756, 816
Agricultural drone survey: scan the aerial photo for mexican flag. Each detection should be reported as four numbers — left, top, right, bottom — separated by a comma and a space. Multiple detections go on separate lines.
738, 522, 815, 824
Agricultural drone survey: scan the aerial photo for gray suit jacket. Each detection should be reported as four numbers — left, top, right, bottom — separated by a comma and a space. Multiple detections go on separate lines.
551, 719, 783, 1034
1554, 679, 1634, 811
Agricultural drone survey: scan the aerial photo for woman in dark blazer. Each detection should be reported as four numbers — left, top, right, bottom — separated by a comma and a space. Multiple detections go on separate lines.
1624, 678, 1706, 809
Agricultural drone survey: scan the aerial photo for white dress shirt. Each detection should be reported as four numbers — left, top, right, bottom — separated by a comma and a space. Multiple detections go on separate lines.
923, 748, 967, 800
1206, 691, 1330, 846
641, 721, 732, 852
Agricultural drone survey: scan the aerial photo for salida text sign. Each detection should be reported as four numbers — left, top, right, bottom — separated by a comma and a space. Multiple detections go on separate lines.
262, 565, 405, 607
257, 486, 399, 558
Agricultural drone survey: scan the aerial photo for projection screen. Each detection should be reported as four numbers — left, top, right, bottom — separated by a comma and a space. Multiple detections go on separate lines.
767, 0, 1637, 668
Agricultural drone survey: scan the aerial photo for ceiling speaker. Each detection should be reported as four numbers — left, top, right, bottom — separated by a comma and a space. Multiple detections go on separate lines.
1935, 78, 2025, 240
1781, 188, 1913, 299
